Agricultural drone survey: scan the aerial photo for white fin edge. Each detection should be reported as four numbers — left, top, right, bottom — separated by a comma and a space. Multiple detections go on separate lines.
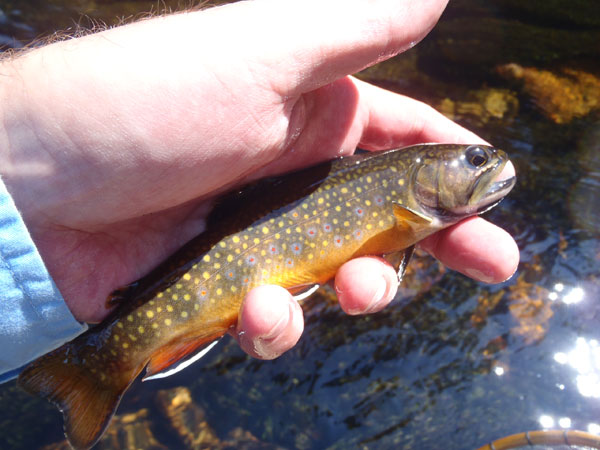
292, 284, 320, 302
143, 339, 221, 381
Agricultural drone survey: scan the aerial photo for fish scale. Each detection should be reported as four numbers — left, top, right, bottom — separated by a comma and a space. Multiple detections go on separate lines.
18, 143, 516, 450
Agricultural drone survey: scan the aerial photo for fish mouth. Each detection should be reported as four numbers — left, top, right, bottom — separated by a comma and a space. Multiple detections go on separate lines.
475, 159, 516, 213
475, 175, 516, 214
448, 159, 516, 217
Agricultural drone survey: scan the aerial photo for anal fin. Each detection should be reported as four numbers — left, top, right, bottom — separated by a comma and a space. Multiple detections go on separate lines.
144, 330, 226, 379
144, 338, 222, 381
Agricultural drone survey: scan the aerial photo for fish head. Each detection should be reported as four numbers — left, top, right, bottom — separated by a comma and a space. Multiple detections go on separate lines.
406, 144, 516, 224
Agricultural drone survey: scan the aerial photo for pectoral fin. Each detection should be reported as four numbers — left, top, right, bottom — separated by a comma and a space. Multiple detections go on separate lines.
383, 245, 415, 285
392, 202, 432, 227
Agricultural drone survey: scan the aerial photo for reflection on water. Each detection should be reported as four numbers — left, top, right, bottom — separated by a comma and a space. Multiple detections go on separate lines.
554, 337, 600, 399
0, 0, 599, 449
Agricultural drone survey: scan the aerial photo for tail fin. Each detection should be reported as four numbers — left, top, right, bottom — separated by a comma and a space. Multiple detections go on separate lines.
18, 345, 143, 450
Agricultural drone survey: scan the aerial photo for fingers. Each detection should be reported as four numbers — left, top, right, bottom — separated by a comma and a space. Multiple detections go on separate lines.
335, 257, 399, 314
235, 285, 304, 360
199, 0, 450, 95
420, 216, 519, 283
355, 78, 489, 149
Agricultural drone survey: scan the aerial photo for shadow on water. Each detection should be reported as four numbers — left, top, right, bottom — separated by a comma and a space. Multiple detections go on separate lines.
0, 0, 599, 448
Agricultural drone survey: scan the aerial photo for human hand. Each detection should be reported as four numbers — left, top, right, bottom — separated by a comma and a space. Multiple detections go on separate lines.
0, 0, 518, 359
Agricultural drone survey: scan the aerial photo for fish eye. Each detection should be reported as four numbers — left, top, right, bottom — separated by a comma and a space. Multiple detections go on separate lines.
465, 146, 489, 168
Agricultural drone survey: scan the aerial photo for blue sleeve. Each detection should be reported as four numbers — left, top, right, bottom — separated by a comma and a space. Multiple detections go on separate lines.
0, 177, 87, 382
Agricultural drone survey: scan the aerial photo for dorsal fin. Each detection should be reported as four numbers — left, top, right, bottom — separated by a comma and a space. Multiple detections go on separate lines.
105, 281, 140, 308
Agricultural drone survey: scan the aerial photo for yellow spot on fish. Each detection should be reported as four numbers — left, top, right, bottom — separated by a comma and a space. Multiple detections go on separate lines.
157, 307, 162, 313
176, 284, 182, 289
366, 176, 373, 183
152, 323, 158, 329
194, 304, 200, 311
183, 273, 191, 281
219, 242, 226, 248
341, 187, 348, 194
181, 311, 188, 318
398, 179, 405, 186
165, 319, 172, 326
227, 254, 233, 262
203, 255, 211, 262
323, 241, 328, 246
214, 263, 221, 269
318, 198, 324, 204
275, 233, 281, 239
146, 311, 154, 318
233, 236, 240, 243
308, 253, 314, 259
335, 206, 341, 212
157, 292, 163, 298
372, 212, 378, 217
262, 226, 269, 234
242, 243, 248, 249
172, 294, 178, 300
356, 187, 362, 193
113, 335, 120, 341
278, 221, 284, 228
122, 343, 129, 349
138, 326, 145, 334
203, 272, 210, 280
254, 238, 260, 244
231, 286, 237, 293
129, 334, 137, 342
365, 200, 371, 206
216, 288, 223, 295
117, 322, 124, 329
167, 305, 173, 312
184, 294, 191, 301
127, 315, 134, 322
366, 224, 373, 230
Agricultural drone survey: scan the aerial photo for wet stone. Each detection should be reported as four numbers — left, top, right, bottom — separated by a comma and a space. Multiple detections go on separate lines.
497, 63, 600, 124
97, 408, 166, 450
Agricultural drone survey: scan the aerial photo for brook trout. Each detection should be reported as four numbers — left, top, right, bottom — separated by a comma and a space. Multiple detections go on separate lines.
19, 144, 515, 449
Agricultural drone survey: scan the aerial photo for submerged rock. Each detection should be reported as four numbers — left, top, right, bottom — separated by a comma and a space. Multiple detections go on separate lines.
97, 409, 167, 450
156, 387, 221, 449
497, 63, 600, 123
438, 88, 519, 124
156, 386, 283, 449
507, 274, 553, 344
